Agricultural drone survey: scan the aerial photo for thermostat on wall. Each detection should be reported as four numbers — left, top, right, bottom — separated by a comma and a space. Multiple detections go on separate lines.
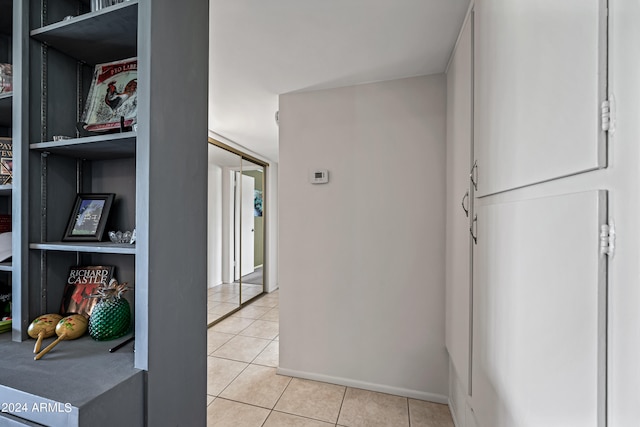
309, 169, 329, 184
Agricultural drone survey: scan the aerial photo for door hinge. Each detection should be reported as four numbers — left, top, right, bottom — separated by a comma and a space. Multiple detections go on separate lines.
600, 222, 615, 257
601, 100, 611, 132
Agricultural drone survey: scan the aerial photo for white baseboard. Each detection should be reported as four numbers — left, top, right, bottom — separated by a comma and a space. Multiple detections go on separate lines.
208, 281, 223, 289
276, 367, 448, 404
265, 281, 279, 293
449, 397, 462, 427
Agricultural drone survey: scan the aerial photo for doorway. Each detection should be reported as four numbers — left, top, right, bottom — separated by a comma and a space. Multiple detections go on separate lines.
207, 139, 267, 326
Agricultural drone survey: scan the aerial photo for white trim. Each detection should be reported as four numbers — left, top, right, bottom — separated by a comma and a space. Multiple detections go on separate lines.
207, 281, 223, 289
276, 367, 448, 404
445, 0, 475, 74
449, 398, 462, 427
208, 130, 274, 164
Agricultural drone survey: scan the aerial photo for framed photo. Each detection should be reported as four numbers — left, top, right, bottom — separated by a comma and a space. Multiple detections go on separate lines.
62, 193, 115, 241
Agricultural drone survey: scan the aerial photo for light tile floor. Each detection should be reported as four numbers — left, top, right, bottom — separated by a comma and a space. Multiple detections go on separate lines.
208, 283, 264, 324
207, 290, 455, 427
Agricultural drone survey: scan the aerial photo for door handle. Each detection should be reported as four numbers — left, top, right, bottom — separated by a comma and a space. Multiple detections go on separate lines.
461, 190, 469, 217
470, 160, 478, 191
470, 214, 478, 245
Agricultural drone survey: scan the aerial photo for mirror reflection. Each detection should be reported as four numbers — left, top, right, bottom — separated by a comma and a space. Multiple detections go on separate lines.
239, 158, 264, 304
207, 142, 266, 325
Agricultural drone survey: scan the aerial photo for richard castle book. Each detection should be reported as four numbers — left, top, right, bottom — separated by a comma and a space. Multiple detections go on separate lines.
60, 266, 114, 317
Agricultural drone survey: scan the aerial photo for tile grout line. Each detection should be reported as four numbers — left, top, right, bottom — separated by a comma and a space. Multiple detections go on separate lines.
257, 372, 292, 427
271, 408, 342, 426
250, 295, 283, 426
207, 356, 251, 400
209, 319, 254, 399
214, 396, 276, 415
335, 384, 348, 426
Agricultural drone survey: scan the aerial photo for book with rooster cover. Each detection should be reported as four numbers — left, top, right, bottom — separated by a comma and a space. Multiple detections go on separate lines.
60, 265, 114, 317
81, 57, 137, 132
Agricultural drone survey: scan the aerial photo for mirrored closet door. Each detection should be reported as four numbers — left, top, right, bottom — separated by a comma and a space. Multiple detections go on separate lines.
239, 158, 264, 304
207, 140, 266, 325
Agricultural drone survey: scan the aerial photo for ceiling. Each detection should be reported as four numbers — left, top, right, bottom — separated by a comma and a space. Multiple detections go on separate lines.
208, 0, 470, 162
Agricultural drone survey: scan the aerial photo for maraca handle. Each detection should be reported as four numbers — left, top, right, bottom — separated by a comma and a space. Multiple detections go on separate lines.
33, 332, 44, 354
34, 334, 66, 360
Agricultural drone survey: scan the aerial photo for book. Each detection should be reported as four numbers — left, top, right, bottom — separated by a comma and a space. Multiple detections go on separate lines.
0, 64, 11, 94
0, 138, 12, 185
81, 58, 137, 132
60, 266, 115, 317
0, 232, 10, 262
0, 215, 10, 233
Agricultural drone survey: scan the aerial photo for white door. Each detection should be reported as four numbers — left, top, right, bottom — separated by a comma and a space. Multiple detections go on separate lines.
474, 0, 607, 195
446, 13, 473, 396
240, 174, 255, 277
472, 190, 607, 427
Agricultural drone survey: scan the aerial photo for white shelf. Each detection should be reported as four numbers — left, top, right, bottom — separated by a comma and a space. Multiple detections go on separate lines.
30, 132, 136, 159
30, 241, 136, 255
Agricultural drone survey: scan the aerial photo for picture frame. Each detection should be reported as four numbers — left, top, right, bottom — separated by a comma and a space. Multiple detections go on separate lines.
62, 193, 115, 241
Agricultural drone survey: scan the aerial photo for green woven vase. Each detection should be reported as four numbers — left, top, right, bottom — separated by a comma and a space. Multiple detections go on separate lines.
89, 279, 131, 341
89, 297, 131, 341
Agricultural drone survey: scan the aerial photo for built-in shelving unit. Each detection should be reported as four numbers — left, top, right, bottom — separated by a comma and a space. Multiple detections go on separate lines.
24, 1, 138, 325
0, 1, 143, 425
2, 0, 208, 424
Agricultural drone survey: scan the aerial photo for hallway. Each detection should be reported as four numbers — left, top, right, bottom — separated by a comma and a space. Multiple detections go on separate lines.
206, 291, 455, 426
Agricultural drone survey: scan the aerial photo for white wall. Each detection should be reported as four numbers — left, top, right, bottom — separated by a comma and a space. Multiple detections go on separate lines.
278, 74, 448, 401
207, 145, 223, 288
